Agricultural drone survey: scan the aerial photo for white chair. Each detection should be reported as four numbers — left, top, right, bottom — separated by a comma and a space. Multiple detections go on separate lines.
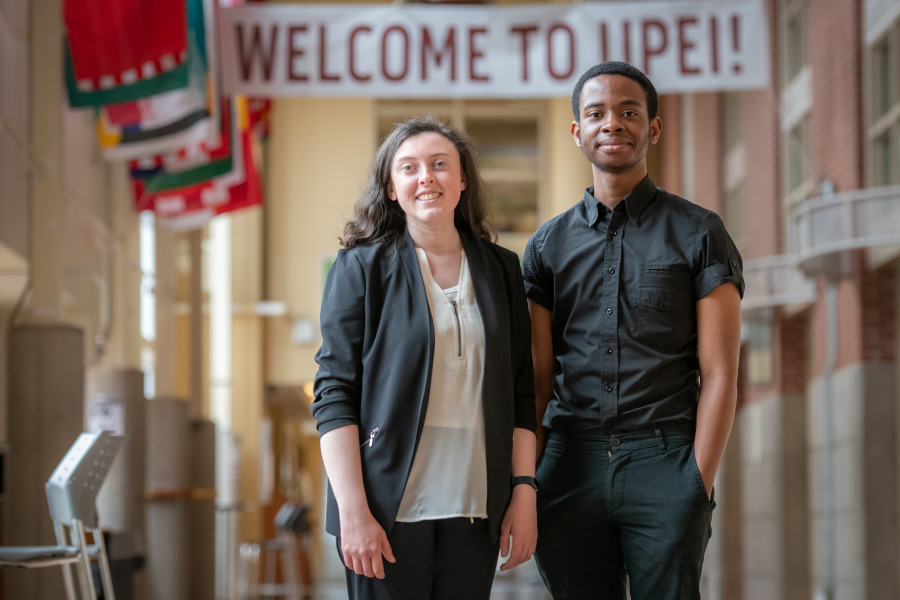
0, 430, 124, 600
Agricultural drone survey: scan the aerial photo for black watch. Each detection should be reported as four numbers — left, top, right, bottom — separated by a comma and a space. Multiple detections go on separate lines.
511, 475, 539, 493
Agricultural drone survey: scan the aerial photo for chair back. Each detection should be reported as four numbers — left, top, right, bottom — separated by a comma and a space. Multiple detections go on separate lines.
45, 431, 124, 529
274, 503, 310, 536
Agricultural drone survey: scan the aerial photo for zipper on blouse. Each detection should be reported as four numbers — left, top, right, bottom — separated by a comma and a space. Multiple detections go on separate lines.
449, 300, 462, 357
361, 427, 380, 448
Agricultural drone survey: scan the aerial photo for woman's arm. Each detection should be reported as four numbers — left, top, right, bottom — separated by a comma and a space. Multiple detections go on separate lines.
319, 425, 396, 578
314, 251, 395, 577
499, 427, 538, 571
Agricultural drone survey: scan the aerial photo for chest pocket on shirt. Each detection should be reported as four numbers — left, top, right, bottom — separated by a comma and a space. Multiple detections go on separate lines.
634, 264, 693, 351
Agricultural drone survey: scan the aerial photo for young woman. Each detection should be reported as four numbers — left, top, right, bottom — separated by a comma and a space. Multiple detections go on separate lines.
312, 117, 537, 599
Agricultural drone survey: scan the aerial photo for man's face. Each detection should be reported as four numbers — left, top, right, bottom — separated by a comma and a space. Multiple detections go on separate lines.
572, 74, 661, 176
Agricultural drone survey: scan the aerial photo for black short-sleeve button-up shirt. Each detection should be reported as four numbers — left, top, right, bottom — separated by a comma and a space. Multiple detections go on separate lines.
522, 176, 744, 434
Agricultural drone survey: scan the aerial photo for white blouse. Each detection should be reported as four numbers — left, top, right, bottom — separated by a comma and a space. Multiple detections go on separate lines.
395, 249, 488, 522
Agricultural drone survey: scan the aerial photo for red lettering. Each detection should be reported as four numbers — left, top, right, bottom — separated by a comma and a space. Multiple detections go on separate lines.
641, 20, 667, 76
678, 17, 701, 74
623, 21, 633, 65
468, 27, 489, 82
731, 15, 742, 73
546, 23, 575, 80
381, 26, 410, 82
349, 26, 372, 81
599, 22, 609, 63
237, 23, 278, 82
287, 25, 308, 82
422, 28, 457, 81
710, 16, 720, 73
511, 25, 538, 81
318, 25, 339, 82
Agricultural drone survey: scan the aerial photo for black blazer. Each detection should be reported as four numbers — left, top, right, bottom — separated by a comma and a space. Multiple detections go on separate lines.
312, 230, 535, 544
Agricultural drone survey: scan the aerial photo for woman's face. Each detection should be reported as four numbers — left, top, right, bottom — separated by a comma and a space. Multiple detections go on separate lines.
387, 132, 466, 233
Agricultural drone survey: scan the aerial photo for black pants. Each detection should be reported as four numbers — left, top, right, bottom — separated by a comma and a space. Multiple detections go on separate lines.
534, 425, 715, 600
340, 517, 500, 600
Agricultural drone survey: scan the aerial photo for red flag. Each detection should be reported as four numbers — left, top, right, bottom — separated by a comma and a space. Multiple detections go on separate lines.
64, 0, 188, 92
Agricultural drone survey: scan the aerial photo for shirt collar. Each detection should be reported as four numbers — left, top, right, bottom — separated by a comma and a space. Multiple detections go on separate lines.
583, 175, 657, 227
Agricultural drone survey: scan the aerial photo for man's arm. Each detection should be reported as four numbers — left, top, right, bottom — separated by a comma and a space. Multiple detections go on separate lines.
693, 282, 742, 496
528, 300, 554, 458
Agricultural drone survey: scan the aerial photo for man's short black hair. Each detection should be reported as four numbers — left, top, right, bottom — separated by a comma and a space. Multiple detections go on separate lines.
571, 61, 659, 121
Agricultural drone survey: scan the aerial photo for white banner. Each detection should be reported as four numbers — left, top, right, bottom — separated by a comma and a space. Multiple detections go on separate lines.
219, 0, 770, 98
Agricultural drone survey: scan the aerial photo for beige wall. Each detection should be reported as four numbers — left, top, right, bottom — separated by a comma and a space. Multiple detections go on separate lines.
543, 96, 593, 218
264, 97, 378, 387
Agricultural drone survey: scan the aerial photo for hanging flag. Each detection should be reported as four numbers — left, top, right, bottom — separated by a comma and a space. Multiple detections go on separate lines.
129, 97, 233, 192
133, 97, 262, 229
247, 97, 271, 140
95, 0, 218, 160
64, 0, 189, 107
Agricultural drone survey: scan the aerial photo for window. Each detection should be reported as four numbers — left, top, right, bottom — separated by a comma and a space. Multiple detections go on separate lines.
746, 320, 773, 387
781, 0, 808, 85
723, 93, 745, 249
779, 0, 811, 206
874, 38, 894, 118
868, 20, 900, 187
725, 183, 745, 250
785, 117, 810, 198
875, 131, 898, 187
376, 99, 544, 254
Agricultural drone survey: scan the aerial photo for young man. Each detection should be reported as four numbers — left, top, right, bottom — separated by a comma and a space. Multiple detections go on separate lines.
523, 62, 744, 599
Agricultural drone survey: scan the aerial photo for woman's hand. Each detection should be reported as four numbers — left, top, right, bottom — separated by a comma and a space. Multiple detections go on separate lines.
339, 507, 396, 579
320, 426, 397, 578
498, 484, 538, 571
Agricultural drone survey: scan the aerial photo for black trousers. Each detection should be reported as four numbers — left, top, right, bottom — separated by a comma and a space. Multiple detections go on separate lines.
340, 517, 500, 600
534, 425, 715, 600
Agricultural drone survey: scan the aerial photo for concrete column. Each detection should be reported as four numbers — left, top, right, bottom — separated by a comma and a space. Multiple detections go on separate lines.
861, 364, 898, 600
781, 393, 810, 600
145, 397, 190, 600
809, 363, 898, 600
739, 392, 809, 600
5, 325, 84, 599
85, 367, 148, 600
740, 397, 783, 600
154, 224, 176, 399
190, 419, 217, 600
28, 0, 63, 324
188, 229, 204, 418
720, 415, 744, 600
85, 368, 147, 534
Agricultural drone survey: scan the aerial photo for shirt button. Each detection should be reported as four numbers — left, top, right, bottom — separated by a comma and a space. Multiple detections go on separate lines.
611, 230, 618, 236
604, 385, 613, 392
605, 348, 613, 354
608, 267, 615, 274
606, 308, 613, 315
731, 259, 737, 266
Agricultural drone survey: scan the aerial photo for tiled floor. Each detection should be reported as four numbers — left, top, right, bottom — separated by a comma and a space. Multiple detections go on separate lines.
309, 569, 552, 599
310, 580, 552, 600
